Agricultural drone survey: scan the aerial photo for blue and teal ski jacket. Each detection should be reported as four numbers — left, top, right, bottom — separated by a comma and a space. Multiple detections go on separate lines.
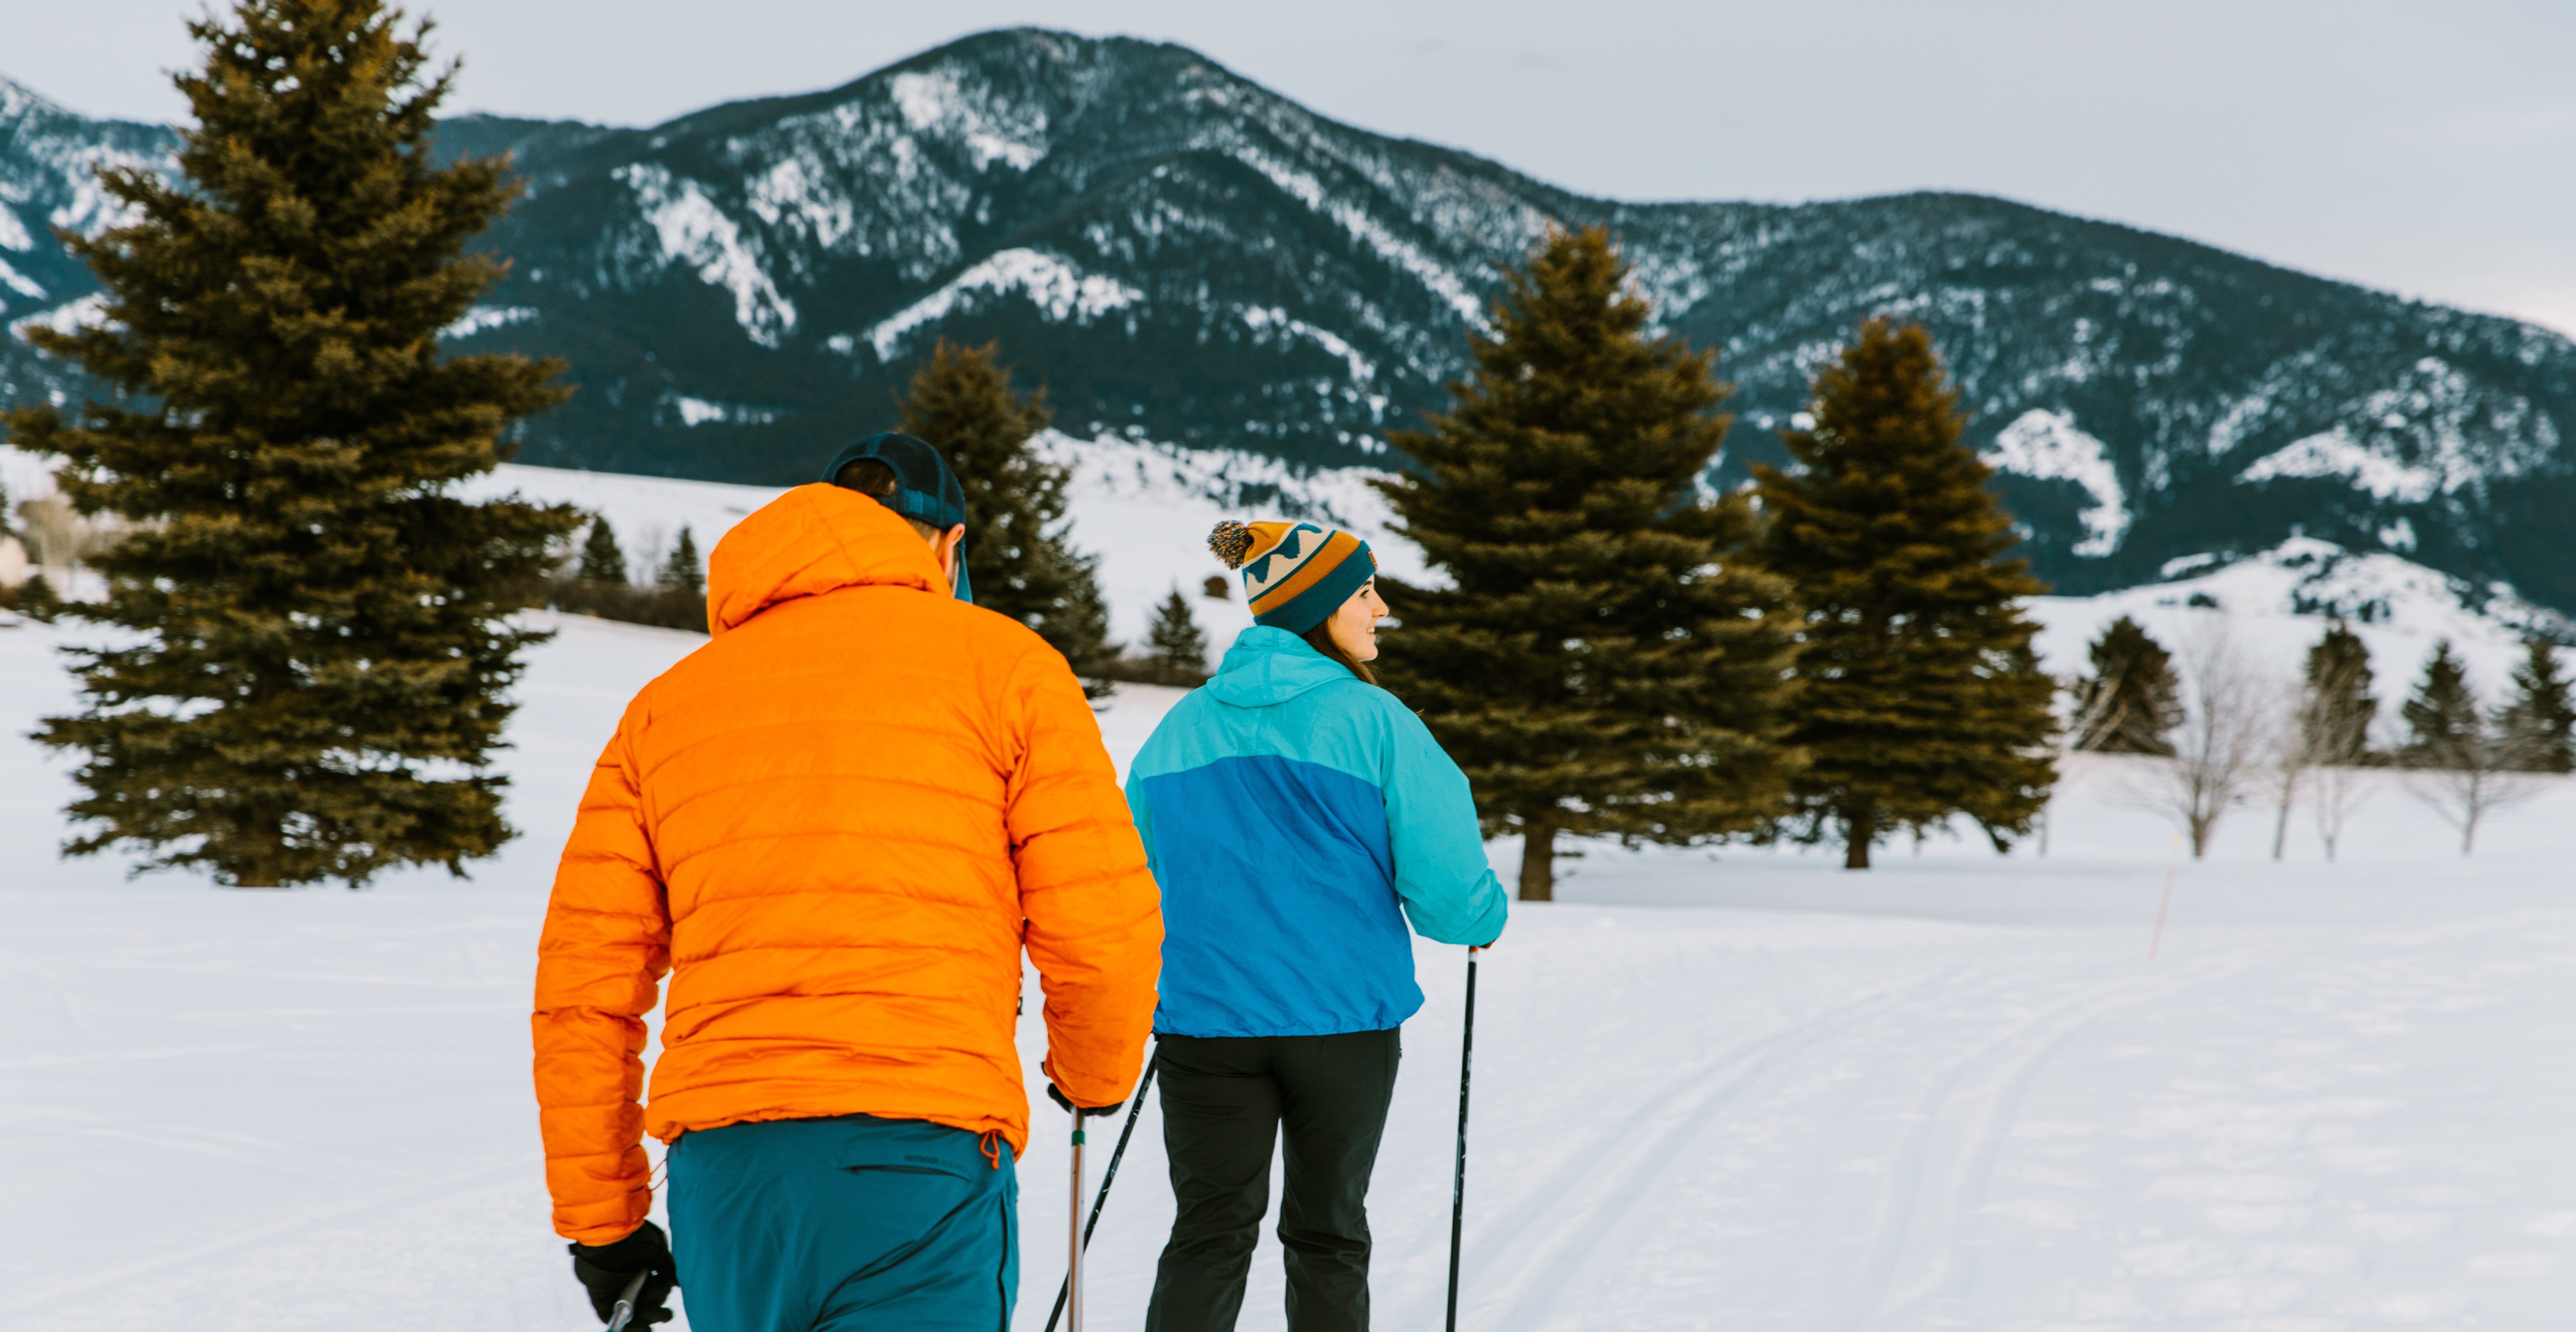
1126, 627, 1508, 1038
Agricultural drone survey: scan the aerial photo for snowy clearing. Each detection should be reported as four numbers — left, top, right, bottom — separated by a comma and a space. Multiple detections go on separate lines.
4, 609, 2574, 1331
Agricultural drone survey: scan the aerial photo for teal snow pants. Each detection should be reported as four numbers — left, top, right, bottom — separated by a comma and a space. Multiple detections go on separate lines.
667, 1114, 1018, 1332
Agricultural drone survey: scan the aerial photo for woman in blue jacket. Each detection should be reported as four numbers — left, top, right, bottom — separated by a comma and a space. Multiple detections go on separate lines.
1127, 519, 1508, 1332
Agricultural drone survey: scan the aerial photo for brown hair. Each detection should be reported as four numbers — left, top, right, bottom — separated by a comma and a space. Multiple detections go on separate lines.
1301, 622, 1378, 686
833, 458, 943, 541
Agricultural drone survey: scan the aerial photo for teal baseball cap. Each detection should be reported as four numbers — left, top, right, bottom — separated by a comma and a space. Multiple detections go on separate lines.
821, 432, 973, 603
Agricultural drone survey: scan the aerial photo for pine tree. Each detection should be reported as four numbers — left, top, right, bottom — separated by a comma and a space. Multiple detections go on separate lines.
2498, 638, 2574, 773
577, 517, 628, 584
3, 0, 577, 887
15, 571, 62, 622
2071, 616, 2182, 755
2400, 640, 2481, 767
1144, 586, 1210, 685
2301, 621, 2378, 766
1753, 318, 2058, 869
2399, 639, 2543, 853
897, 338, 1117, 692
1053, 565, 1117, 698
1376, 225, 1800, 901
657, 526, 703, 597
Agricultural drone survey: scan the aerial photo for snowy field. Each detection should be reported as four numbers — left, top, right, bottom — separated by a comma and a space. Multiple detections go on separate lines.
6, 608, 2575, 1332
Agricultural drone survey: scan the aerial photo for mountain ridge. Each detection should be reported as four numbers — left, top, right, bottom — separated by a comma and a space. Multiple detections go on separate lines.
3, 30, 2573, 613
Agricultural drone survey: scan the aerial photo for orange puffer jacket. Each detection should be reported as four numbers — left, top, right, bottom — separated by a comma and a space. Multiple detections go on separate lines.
532, 483, 1162, 1244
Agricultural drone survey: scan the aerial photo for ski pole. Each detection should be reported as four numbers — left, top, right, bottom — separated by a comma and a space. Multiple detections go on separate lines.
1066, 1104, 1087, 1332
1045, 1050, 1160, 1332
605, 1268, 649, 1332
1446, 947, 1482, 1332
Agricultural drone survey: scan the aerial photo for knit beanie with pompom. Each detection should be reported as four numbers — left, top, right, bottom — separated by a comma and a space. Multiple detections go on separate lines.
1208, 519, 1376, 635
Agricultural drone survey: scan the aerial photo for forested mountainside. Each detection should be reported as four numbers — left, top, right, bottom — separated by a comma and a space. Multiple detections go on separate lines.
5, 29, 2573, 607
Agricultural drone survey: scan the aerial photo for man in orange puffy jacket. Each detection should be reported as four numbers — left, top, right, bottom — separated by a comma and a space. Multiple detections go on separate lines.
533, 433, 1162, 1331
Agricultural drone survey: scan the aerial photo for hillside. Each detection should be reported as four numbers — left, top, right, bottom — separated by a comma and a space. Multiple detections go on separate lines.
5, 30, 2574, 613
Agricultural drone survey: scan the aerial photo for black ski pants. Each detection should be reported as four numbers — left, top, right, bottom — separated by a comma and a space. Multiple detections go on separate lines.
1143, 1028, 1402, 1332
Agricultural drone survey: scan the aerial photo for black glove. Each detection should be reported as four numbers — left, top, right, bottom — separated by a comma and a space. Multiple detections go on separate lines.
569, 1219, 677, 1326
1048, 1082, 1122, 1118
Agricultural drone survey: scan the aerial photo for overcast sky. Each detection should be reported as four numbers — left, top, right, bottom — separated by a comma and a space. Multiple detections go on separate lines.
7, 0, 2570, 335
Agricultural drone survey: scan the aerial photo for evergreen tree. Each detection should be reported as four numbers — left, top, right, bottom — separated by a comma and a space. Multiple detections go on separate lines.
15, 571, 62, 622
897, 338, 1117, 691
577, 517, 628, 585
2499, 638, 2575, 773
2400, 641, 2481, 767
657, 526, 703, 597
1753, 318, 2058, 869
1053, 567, 1117, 698
1144, 586, 1210, 685
1376, 225, 1800, 901
3, 0, 577, 887
2071, 616, 2182, 755
2301, 621, 2378, 766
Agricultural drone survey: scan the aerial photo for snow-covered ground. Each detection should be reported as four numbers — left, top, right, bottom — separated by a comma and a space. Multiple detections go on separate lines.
5, 609, 2574, 1331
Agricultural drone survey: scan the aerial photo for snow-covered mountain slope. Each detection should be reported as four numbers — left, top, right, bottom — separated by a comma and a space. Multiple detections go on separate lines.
11, 434, 2553, 694
8, 611, 2576, 1330
4, 32, 2573, 614
2026, 538, 2571, 718
0, 76, 172, 423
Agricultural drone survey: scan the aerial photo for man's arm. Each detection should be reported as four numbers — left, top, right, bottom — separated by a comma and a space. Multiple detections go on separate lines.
533, 724, 672, 1244
1008, 650, 1163, 1109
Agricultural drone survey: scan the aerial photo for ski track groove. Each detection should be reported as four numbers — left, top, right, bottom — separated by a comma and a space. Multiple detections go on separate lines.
1444, 962, 2003, 1332
1840, 943, 2286, 1332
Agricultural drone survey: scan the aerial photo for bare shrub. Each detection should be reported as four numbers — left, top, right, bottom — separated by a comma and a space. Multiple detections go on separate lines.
2404, 726, 2544, 857
2122, 619, 2275, 858
2307, 761, 2375, 862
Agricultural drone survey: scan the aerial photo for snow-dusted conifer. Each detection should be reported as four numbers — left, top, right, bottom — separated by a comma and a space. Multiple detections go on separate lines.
2072, 616, 2182, 755
15, 571, 61, 621
2400, 642, 2481, 765
1144, 586, 1210, 685
2298, 621, 2378, 860
4, 0, 577, 886
1754, 318, 2057, 869
657, 526, 703, 597
2499, 638, 2574, 774
898, 338, 1116, 693
2302, 622, 2377, 764
577, 517, 628, 585
1377, 225, 1799, 900
2399, 640, 2540, 854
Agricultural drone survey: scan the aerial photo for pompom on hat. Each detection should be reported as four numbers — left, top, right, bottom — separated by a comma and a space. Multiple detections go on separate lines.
1209, 519, 1377, 635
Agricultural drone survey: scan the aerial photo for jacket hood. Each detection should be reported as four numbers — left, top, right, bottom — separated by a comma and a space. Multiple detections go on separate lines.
1204, 626, 1361, 707
706, 483, 948, 637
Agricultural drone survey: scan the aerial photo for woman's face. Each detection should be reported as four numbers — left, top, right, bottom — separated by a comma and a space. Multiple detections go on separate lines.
1325, 578, 1390, 663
